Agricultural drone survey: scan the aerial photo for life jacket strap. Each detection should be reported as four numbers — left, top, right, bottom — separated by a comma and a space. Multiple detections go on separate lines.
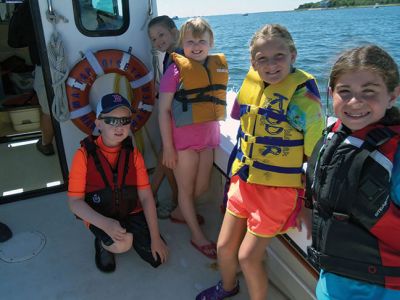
175, 84, 227, 98
175, 84, 227, 112
363, 127, 395, 151
82, 137, 110, 187
239, 104, 286, 122
332, 127, 396, 216
236, 149, 303, 174
238, 129, 304, 146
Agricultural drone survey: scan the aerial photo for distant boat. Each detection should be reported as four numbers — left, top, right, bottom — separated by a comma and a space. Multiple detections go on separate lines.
374, 3, 380, 8
172, 16, 179, 20
242, 13, 248, 16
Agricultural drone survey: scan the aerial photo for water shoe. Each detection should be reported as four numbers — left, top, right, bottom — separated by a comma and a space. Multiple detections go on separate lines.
196, 280, 240, 300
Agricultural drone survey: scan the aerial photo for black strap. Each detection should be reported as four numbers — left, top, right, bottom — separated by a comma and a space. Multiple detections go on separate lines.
82, 137, 110, 187
176, 95, 226, 105
175, 84, 227, 98
175, 84, 227, 112
363, 127, 395, 151
120, 148, 130, 187
221, 127, 241, 209
116, 137, 133, 188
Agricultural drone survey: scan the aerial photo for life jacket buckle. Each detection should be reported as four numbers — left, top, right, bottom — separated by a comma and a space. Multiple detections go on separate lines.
332, 212, 349, 221
242, 134, 255, 143
307, 246, 320, 266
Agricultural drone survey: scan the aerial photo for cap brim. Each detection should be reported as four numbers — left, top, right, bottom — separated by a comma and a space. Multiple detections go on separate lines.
97, 105, 132, 117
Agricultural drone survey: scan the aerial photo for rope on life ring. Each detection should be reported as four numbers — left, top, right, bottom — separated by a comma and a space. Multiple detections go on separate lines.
65, 48, 155, 134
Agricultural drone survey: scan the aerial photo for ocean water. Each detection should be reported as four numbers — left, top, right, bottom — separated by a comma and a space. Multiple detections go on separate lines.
175, 6, 400, 108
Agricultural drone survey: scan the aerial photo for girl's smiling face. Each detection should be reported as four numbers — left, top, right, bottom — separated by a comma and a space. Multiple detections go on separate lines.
251, 37, 296, 85
182, 30, 212, 64
148, 24, 177, 53
332, 69, 399, 131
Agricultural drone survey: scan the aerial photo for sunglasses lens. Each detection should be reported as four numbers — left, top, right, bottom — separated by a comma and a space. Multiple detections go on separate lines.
121, 118, 131, 126
101, 117, 131, 126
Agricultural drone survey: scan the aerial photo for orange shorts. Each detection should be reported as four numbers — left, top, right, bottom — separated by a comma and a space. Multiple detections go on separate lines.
226, 175, 302, 237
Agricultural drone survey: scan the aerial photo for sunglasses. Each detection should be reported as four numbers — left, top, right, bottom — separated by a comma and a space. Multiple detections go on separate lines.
99, 116, 131, 127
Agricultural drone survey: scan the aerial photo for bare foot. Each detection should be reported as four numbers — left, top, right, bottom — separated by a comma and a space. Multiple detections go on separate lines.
170, 206, 184, 220
169, 206, 205, 225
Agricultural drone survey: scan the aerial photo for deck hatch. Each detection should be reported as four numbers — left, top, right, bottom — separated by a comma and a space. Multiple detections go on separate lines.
0, 231, 46, 263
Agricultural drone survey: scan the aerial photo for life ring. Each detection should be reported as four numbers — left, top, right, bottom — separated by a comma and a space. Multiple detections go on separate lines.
66, 49, 155, 134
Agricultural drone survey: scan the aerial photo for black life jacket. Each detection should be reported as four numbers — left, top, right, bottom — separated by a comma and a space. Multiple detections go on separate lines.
83, 136, 139, 220
307, 121, 400, 289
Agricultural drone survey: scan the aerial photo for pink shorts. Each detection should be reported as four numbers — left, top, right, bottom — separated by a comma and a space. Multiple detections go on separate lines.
226, 175, 302, 237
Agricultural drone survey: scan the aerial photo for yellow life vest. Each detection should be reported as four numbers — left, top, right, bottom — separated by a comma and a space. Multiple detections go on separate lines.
232, 67, 316, 187
171, 53, 228, 127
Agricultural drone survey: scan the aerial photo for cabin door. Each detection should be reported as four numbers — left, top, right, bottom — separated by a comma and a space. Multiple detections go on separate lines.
0, 0, 157, 202
0, 1, 66, 201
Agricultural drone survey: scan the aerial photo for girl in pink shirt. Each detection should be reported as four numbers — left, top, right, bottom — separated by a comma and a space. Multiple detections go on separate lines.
158, 17, 228, 259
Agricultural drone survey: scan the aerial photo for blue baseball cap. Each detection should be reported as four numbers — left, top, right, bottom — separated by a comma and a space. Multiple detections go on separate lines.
96, 93, 132, 117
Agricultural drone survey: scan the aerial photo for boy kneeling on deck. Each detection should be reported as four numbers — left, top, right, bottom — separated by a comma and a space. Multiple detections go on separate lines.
68, 93, 168, 272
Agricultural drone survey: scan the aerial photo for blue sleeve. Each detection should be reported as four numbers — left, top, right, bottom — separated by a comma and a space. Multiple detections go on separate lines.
391, 145, 400, 206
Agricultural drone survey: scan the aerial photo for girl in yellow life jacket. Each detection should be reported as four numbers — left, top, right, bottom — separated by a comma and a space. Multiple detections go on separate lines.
197, 24, 325, 300
158, 17, 228, 260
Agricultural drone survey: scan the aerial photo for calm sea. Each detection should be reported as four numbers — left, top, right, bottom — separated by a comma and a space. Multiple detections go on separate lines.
175, 6, 400, 107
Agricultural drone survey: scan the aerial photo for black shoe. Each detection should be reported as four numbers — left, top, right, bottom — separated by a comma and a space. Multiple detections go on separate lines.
36, 138, 55, 156
0, 222, 12, 242
95, 238, 116, 273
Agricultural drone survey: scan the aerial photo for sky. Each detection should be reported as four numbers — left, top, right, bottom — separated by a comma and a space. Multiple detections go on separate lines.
157, 0, 308, 17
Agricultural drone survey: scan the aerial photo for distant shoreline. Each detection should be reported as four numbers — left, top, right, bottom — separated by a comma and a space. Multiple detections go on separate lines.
295, 3, 400, 11
174, 4, 400, 19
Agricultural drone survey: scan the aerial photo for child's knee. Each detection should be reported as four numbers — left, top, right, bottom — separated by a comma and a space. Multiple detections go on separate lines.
217, 240, 235, 259
106, 235, 132, 253
195, 183, 209, 197
238, 248, 262, 269
238, 251, 252, 269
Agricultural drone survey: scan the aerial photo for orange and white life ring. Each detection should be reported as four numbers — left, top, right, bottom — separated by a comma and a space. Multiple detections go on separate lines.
66, 49, 155, 134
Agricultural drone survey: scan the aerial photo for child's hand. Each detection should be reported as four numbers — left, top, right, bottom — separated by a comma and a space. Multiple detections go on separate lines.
295, 206, 312, 240
104, 218, 127, 242
151, 236, 168, 264
162, 146, 177, 169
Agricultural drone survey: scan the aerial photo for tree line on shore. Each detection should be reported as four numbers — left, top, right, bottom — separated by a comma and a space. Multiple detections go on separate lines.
297, 0, 400, 9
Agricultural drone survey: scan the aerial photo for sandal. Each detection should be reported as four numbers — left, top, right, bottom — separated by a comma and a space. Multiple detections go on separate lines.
170, 213, 205, 225
191, 240, 217, 259
156, 202, 174, 219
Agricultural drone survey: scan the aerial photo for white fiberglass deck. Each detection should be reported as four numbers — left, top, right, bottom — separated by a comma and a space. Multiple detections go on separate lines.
0, 189, 289, 299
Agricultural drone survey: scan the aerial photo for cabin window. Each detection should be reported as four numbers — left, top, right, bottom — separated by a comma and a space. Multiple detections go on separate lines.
73, 0, 129, 36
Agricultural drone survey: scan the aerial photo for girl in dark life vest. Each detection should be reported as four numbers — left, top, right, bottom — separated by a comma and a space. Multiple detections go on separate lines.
307, 45, 400, 299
